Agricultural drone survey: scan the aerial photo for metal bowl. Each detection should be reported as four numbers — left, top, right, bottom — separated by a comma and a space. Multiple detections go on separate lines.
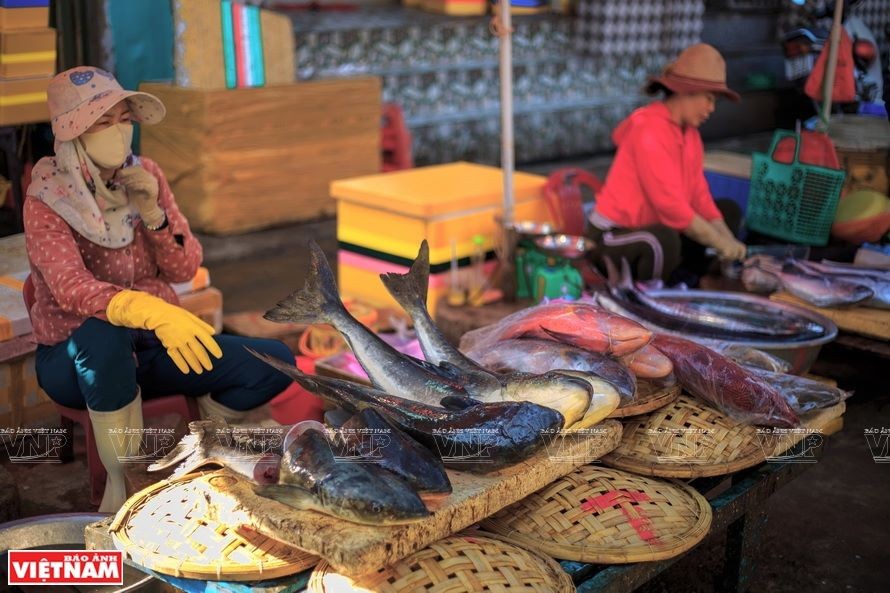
496, 218, 556, 237
0, 513, 161, 592
534, 234, 596, 260
600, 289, 838, 375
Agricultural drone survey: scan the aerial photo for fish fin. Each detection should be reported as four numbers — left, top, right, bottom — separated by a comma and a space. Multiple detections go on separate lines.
248, 348, 319, 387
264, 240, 343, 324
541, 326, 578, 346
254, 484, 319, 511
147, 419, 226, 473
439, 395, 484, 410
324, 408, 353, 429
380, 240, 430, 309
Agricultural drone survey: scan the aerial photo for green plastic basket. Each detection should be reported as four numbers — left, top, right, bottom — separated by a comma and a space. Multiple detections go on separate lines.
746, 130, 846, 246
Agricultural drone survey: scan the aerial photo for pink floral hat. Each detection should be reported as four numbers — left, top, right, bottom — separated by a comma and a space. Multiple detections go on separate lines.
48, 66, 166, 142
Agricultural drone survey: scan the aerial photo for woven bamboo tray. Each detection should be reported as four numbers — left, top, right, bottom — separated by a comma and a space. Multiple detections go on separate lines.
601, 394, 845, 478
307, 532, 574, 593
480, 466, 711, 564
109, 471, 319, 581
608, 381, 681, 419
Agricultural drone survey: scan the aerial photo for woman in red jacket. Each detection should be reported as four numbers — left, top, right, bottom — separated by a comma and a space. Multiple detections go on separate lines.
587, 44, 747, 283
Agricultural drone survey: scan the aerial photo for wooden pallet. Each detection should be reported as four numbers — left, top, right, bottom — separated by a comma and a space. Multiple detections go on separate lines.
770, 292, 890, 340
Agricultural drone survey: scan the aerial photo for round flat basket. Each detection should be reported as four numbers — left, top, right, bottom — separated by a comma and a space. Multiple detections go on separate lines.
308, 532, 574, 593
601, 394, 774, 478
480, 466, 711, 564
609, 381, 680, 418
110, 471, 319, 581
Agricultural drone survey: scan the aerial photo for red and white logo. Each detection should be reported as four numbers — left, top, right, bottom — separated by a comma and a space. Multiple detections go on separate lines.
7, 550, 124, 586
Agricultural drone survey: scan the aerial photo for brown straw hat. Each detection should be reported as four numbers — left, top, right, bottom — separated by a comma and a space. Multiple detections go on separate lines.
645, 44, 740, 102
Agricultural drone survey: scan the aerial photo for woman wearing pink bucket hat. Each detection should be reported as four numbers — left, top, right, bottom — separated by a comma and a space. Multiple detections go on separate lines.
23, 67, 294, 512
586, 44, 748, 284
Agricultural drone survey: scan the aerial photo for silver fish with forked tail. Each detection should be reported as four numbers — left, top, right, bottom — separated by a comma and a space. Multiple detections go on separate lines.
148, 418, 281, 483
380, 240, 618, 426
264, 240, 592, 427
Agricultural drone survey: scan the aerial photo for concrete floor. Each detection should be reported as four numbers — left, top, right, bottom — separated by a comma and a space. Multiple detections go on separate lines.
3, 135, 888, 591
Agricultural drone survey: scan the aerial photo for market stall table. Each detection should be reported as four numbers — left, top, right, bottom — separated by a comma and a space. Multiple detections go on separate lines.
89, 421, 840, 593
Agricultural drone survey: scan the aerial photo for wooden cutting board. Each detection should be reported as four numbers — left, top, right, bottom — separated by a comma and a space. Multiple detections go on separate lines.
122, 421, 622, 579
771, 292, 890, 340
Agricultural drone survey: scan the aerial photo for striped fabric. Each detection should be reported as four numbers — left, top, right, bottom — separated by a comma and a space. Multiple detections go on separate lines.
220, 0, 265, 89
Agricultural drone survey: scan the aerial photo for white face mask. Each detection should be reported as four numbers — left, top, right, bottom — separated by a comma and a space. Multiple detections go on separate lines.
79, 123, 134, 169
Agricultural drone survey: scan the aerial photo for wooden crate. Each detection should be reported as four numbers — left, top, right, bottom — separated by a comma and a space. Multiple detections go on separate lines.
0, 27, 55, 78
140, 79, 382, 235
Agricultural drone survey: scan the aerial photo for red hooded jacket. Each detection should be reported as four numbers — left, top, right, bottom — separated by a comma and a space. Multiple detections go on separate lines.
591, 102, 722, 231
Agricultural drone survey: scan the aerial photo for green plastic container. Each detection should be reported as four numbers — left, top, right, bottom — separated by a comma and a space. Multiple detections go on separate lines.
746, 130, 846, 246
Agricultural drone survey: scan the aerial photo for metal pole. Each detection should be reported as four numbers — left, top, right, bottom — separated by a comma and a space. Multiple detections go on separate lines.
818, 0, 845, 132
499, 2, 515, 226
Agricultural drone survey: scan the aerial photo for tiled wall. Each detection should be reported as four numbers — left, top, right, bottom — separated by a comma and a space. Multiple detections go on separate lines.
291, 5, 706, 165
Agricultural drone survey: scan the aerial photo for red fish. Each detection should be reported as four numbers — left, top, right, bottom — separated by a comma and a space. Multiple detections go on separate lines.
460, 302, 651, 357
651, 334, 800, 428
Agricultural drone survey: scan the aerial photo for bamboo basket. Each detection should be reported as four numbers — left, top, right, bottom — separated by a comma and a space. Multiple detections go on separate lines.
608, 381, 681, 419
109, 471, 319, 581
307, 532, 574, 593
481, 466, 711, 564
600, 394, 775, 478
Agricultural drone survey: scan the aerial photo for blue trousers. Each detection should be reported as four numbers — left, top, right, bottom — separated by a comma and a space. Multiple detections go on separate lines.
35, 317, 293, 412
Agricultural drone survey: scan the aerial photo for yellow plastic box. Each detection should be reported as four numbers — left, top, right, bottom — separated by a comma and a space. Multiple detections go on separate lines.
331, 162, 551, 314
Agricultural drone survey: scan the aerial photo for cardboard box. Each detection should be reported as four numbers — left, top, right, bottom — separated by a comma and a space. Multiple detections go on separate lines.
140, 79, 382, 234
0, 6, 48, 30
0, 75, 48, 125
331, 162, 552, 315
0, 27, 54, 78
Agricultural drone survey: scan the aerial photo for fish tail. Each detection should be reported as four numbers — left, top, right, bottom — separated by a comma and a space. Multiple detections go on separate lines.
147, 419, 225, 475
264, 240, 344, 324
380, 240, 430, 311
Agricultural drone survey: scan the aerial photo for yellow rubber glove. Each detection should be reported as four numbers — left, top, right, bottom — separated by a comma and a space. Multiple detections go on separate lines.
106, 290, 223, 374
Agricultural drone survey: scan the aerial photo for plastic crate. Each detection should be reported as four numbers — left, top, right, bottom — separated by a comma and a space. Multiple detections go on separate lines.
746, 130, 846, 246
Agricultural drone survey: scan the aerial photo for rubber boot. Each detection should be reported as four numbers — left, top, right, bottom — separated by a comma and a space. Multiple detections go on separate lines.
88, 392, 143, 513
196, 394, 248, 424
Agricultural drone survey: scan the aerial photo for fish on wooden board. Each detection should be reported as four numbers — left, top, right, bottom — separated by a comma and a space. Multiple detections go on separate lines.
335, 407, 452, 498
255, 422, 430, 525
745, 256, 874, 308
148, 418, 281, 483
264, 241, 593, 427
253, 352, 565, 472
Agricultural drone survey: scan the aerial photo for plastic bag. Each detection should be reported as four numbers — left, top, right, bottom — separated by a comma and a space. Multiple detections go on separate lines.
458, 301, 652, 357
745, 367, 852, 414
463, 338, 637, 404
709, 343, 792, 374
651, 334, 800, 427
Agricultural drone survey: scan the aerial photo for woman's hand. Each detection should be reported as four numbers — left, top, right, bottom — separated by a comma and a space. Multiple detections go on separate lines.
117, 166, 165, 229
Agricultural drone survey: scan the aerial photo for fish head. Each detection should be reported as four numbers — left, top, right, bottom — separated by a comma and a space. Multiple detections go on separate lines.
312, 465, 431, 525
503, 371, 593, 427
